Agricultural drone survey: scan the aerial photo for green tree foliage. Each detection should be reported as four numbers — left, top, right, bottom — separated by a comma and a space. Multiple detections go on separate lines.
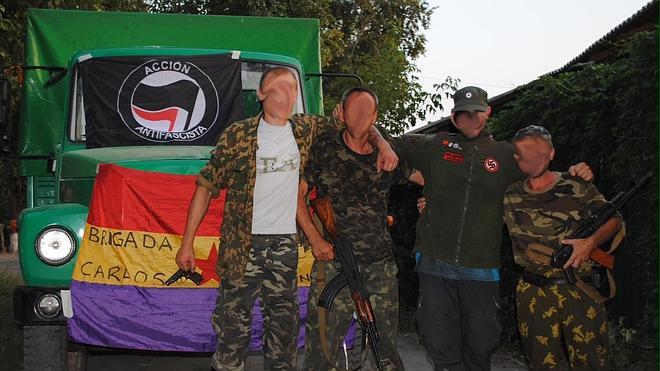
0, 0, 444, 219
1, 0, 147, 66
490, 30, 658, 361
148, 0, 441, 134
0, 0, 146, 222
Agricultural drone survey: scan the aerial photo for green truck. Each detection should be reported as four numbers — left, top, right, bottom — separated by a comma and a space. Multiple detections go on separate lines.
6, 8, 340, 370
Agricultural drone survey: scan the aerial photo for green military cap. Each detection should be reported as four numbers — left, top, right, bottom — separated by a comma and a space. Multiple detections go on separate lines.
512, 125, 553, 146
452, 86, 488, 113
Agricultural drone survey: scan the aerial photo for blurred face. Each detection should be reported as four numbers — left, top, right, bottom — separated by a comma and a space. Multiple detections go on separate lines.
451, 107, 491, 139
513, 136, 555, 178
343, 93, 378, 139
257, 71, 298, 121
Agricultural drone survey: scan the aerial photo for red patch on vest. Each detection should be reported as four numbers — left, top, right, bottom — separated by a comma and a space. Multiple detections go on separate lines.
443, 152, 464, 164
483, 157, 500, 173
442, 139, 450, 146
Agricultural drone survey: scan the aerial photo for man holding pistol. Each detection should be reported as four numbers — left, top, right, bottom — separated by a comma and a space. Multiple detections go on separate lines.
175, 68, 397, 371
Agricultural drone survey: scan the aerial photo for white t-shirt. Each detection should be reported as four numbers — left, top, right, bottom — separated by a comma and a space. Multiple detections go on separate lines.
251, 117, 300, 234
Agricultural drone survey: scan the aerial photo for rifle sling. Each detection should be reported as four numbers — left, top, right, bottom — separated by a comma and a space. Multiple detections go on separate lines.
526, 243, 553, 265
317, 262, 335, 365
309, 197, 337, 363
575, 276, 608, 304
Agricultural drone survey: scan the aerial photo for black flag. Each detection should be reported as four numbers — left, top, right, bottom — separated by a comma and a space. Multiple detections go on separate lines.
79, 54, 243, 148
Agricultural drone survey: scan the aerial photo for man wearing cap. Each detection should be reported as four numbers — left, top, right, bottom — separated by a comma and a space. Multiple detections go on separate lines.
393, 86, 593, 370
503, 125, 622, 370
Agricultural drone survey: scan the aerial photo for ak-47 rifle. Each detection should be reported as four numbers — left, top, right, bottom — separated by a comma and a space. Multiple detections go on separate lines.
551, 172, 653, 296
310, 195, 384, 371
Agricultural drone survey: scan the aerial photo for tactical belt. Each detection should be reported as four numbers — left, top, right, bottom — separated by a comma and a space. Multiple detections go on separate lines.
524, 243, 610, 303
522, 270, 592, 287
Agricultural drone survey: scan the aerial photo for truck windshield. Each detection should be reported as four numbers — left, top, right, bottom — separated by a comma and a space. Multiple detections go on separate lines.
69, 61, 305, 143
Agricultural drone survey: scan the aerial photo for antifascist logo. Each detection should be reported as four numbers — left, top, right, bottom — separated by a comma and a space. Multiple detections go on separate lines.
117, 59, 219, 143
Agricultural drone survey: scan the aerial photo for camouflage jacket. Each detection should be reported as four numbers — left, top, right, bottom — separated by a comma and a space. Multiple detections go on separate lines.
503, 173, 619, 278
197, 113, 340, 280
303, 130, 411, 265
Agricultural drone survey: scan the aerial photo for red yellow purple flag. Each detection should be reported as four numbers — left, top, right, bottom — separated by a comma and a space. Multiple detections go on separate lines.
67, 164, 314, 351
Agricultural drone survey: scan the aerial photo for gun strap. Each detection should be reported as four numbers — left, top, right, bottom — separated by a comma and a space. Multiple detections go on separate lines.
575, 276, 607, 304
526, 243, 554, 266
605, 268, 617, 299
606, 223, 626, 254
316, 262, 335, 365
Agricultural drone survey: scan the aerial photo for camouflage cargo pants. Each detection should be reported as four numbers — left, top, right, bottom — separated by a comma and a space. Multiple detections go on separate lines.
304, 258, 404, 371
516, 279, 609, 370
211, 234, 299, 371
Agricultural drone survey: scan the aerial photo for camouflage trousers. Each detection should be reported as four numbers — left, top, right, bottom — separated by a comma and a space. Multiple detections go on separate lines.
211, 234, 299, 371
516, 279, 609, 370
304, 257, 404, 371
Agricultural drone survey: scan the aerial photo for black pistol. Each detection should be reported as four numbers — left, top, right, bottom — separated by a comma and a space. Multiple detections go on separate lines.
165, 268, 204, 286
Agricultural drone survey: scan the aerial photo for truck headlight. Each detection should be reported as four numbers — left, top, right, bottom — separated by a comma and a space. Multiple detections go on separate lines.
35, 227, 76, 265
36, 294, 61, 318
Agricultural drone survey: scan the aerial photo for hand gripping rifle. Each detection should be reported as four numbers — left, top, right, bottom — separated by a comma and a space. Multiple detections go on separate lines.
310, 195, 384, 371
551, 172, 653, 295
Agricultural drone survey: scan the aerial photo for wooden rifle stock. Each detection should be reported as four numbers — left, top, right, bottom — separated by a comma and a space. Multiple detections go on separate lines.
590, 248, 614, 269
310, 196, 339, 241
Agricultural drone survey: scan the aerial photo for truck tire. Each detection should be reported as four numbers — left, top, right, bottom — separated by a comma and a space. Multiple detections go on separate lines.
23, 325, 87, 371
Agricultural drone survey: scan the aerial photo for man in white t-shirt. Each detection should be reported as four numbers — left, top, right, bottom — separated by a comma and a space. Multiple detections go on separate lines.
252, 115, 300, 235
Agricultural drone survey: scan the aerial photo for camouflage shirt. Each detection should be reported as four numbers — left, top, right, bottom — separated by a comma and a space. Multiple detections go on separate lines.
197, 113, 340, 280
503, 173, 611, 278
303, 130, 412, 265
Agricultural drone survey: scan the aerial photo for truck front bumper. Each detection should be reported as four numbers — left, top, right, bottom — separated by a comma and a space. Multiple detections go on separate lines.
14, 286, 69, 325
